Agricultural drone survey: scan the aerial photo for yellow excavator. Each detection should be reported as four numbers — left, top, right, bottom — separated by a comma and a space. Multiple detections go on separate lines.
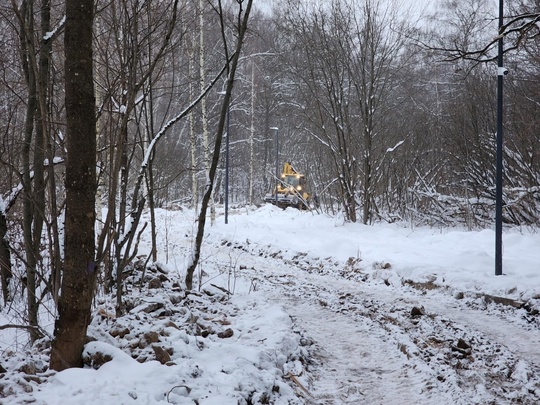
264, 162, 311, 209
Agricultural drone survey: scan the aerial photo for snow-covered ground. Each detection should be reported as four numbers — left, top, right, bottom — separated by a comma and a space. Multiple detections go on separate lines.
1, 205, 540, 404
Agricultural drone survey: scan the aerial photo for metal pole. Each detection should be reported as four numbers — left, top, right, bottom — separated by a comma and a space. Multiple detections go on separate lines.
225, 105, 230, 224
271, 127, 279, 205
495, 0, 504, 275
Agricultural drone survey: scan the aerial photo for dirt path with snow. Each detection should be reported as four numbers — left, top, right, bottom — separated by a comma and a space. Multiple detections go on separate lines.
274, 292, 448, 404
210, 238, 540, 404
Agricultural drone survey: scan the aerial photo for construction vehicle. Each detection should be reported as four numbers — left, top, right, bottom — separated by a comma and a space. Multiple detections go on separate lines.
264, 162, 310, 209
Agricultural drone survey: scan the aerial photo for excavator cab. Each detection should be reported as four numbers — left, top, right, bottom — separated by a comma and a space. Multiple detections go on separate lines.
264, 162, 310, 209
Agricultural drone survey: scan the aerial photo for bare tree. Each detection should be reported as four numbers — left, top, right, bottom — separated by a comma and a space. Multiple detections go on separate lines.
418, 0, 540, 226
276, 0, 414, 223
8, 0, 60, 342
421, 0, 539, 65
93, 0, 181, 314
186, 0, 254, 290
50, 0, 96, 371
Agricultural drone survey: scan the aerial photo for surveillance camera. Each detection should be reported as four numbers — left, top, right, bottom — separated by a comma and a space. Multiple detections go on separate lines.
498, 67, 509, 76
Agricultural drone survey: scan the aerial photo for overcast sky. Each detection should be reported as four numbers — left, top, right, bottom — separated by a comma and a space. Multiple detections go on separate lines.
255, 0, 437, 20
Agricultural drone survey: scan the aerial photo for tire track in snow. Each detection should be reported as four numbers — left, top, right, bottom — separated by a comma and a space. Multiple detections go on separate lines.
234, 258, 457, 404
210, 239, 540, 404
275, 293, 451, 404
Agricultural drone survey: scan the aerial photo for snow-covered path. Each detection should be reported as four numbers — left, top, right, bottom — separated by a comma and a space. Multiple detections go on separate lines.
274, 293, 440, 404
235, 251, 540, 404
201, 213, 540, 404
163, 206, 540, 403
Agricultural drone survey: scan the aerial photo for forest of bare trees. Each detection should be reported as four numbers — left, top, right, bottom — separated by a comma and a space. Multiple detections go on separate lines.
0, 0, 539, 368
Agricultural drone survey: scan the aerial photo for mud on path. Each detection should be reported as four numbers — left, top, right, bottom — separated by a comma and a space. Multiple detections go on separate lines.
210, 239, 540, 404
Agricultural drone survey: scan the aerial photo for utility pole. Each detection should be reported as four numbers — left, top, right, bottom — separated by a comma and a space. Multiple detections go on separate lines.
271, 127, 279, 205
495, 0, 505, 276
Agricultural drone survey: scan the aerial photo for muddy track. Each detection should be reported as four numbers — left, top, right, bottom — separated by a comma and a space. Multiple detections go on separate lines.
211, 239, 540, 404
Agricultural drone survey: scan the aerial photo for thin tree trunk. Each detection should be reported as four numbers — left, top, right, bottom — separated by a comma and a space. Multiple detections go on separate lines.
362, 132, 372, 225
189, 43, 198, 209
19, 0, 41, 343
199, 0, 214, 225
186, 0, 253, 290
146, 165, 157, 262
145, 142, 157, 263
249, 61, 255, 205
0, 211, 12, 305
39, 0, 62, 304
145, 57, 158, 263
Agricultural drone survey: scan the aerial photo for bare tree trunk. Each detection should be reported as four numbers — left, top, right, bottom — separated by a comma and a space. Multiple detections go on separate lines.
37, 0, 62, 304
36, 0, 55, 305
189, 43, 198, 209
199, 0, 214, 225
0, 211, 12, 305
186, 0, 254, 290
145, 144, 157, 264
144, 70, 157, 263
50, 0, 96, 371
146, 166, 157, 262
18, 0, 42, 343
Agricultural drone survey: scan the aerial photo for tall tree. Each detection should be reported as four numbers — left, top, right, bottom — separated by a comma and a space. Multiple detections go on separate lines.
50, 0, 96, 371
185, 0, 254, 290
12, 0, 54, 342
277, 0, 413, 223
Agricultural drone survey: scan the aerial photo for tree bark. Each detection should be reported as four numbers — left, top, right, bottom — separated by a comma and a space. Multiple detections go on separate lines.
189, 41, 199, 209
199, 0, 215, 226
19, 0, 42, 343
50, 0, 96, 371
0, 211, 12, 305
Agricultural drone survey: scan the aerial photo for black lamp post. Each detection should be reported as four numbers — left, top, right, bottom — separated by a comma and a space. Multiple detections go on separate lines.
270, 127, 279, 205
495, 0, 504, 276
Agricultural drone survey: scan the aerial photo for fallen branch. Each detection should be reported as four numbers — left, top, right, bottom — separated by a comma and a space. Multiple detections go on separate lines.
286, 372, 312, 397
210, 283, 232, 295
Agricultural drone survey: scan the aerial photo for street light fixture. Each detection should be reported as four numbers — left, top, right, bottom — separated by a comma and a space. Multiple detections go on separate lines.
270, 127, 279, 206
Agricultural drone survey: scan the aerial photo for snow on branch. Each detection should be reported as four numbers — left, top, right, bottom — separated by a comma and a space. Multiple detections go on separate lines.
1, 157, 64, 216
386, 140, 405, 153
1, 183, 23, 216
130, 56, 232, 214
140, 60, 230, 170
43, 15, 66, 42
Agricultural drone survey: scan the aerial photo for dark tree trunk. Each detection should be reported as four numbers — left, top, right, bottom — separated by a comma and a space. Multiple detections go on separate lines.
50, 0, 96, 371
19, 0, 42, 344
0, 212, 12, 305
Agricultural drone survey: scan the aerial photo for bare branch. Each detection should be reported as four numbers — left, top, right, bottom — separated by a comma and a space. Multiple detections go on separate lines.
419, 10, 540, 63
